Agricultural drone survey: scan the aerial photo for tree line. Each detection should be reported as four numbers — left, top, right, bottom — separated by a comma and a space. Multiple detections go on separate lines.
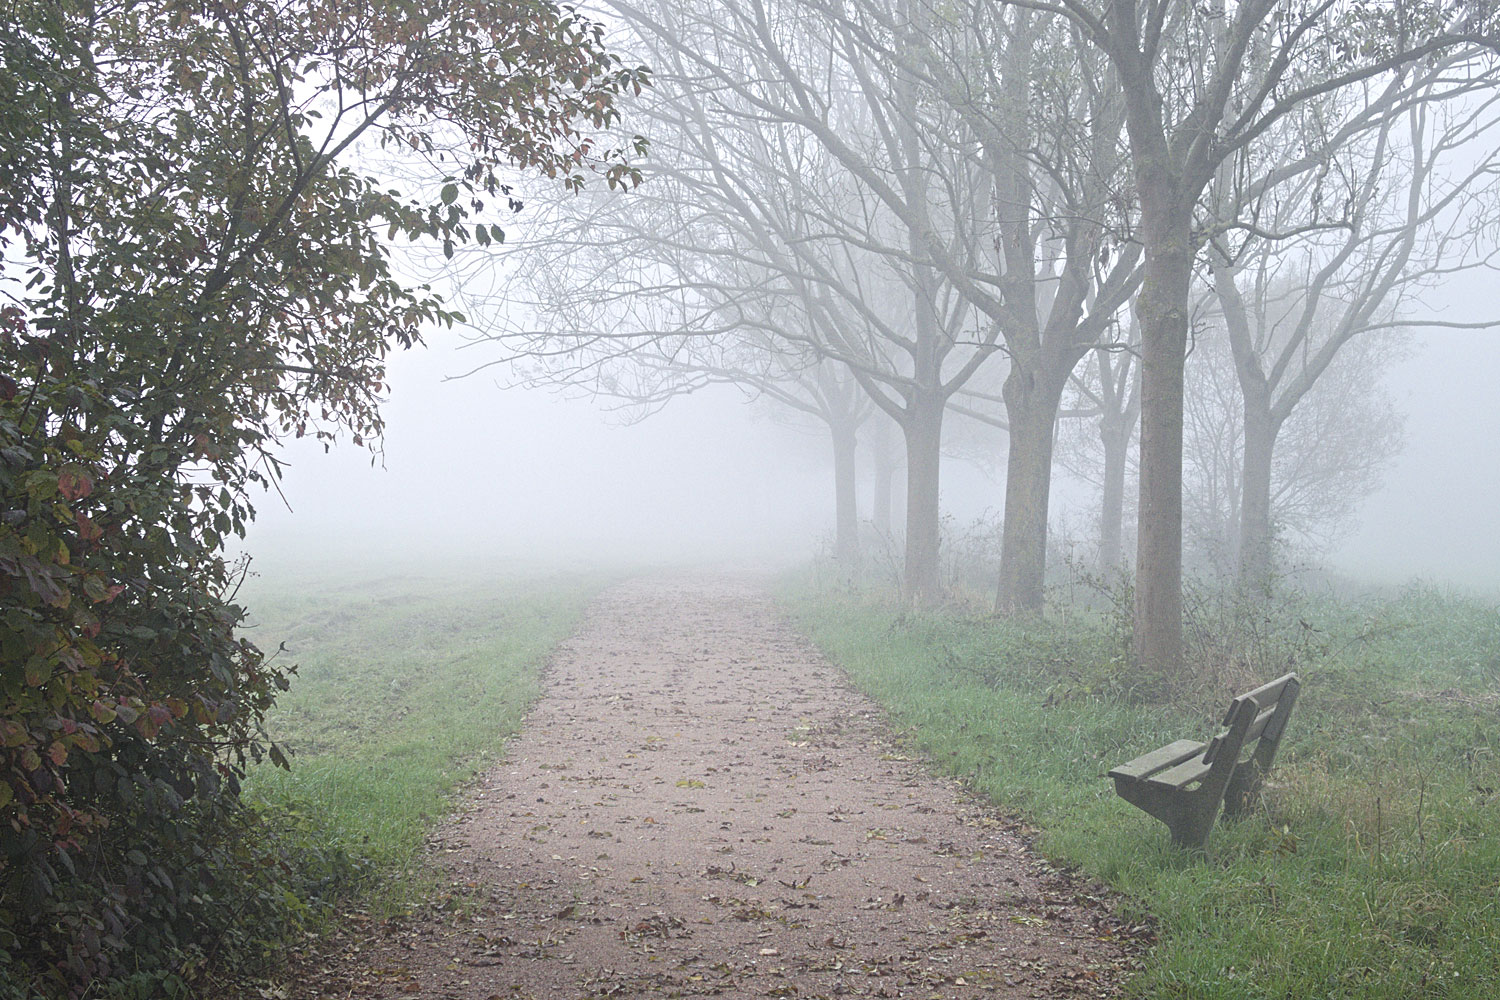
4, 0, 1500, 995
477, 0, 1500, 669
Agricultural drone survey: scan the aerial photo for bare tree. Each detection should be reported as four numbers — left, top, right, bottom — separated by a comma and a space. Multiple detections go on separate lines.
469, 0, 1007, 602
1206, 74, 1500, 582
993, 0, 1498, 669
786, 0, 1143, 613
864, 409, 903, 538
1058, 317, 1142, 571
1181, 313, 1405, 570
454, 169, 878, 567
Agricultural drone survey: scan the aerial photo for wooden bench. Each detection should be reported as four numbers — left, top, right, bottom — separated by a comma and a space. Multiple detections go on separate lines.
1107, 673, 1300, 848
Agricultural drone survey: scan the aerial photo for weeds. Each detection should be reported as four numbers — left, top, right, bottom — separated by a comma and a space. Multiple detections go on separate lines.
783, 574, 1500, 998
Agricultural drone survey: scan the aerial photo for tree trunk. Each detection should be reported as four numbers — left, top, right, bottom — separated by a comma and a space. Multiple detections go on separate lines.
1099, 415, 1130, 571
1238, 399, 1277, 586
871, 415, 895, 536
996, 366, 1069, 614
901, 396, 945, 605
1217, 262, 1278, 589
831, 417, 860, 570
1132, 200, 1193, 672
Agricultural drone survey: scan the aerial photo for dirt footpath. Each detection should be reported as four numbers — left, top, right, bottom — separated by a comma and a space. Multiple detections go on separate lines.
288, 576, 1137, 999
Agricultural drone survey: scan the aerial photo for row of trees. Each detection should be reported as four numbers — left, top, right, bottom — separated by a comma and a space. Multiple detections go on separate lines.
0, 1, 645, 992
480, 0, 1500, 668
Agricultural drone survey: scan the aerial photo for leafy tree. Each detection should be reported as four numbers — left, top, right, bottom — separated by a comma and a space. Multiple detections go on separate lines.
0, 0, 644, 992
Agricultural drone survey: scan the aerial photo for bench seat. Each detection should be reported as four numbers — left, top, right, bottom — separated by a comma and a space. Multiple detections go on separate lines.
1108, 738, 1205, 783
1107, 673, 1300, 848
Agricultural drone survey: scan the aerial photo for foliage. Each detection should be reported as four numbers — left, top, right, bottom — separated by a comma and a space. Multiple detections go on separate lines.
785, 575, 1500, 998
0, 0, 644, 993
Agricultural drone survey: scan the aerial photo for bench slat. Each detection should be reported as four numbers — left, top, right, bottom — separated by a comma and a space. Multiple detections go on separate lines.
1108, 739, 1205, 781
1204, 704, 1275, 764
1221, 672, 1297, 725
1147, 756, 1213, 790
1244, 705, 1278, 743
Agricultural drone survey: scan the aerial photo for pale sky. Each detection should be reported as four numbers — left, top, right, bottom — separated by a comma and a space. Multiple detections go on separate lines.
245, 307, 1499, 594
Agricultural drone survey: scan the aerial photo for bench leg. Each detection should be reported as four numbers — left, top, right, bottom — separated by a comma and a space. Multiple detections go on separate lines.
1115, 778, 1223, 850
1222, 761, 1264, 820
1164, 798, 1221, 849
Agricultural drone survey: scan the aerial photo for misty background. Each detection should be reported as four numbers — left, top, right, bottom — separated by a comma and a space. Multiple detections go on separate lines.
245, 289, 1500, 589
234, 5, 1500, 598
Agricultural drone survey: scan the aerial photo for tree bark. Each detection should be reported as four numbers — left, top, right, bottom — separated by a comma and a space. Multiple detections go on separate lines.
1098, 346, 1141, 572
901, 395, 945, 605
831, 417, 860, 570
1131, 198, 1193, 672
1099, 416, 1130, 571
1213, 258, 1279, 587
1238, 398, 1277, 586
871, 415, 896, 537
996, 365, 1070, 614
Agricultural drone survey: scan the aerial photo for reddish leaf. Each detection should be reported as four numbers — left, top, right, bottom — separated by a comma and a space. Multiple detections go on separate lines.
57, 466, 93, 501
75, 513, 103, 544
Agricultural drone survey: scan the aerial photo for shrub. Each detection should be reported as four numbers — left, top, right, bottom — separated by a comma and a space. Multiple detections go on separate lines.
2, 0, 643, 992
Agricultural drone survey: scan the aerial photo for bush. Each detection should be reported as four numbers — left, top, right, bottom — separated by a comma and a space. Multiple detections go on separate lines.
0, 361, 316, 992
2, 0, 642, 992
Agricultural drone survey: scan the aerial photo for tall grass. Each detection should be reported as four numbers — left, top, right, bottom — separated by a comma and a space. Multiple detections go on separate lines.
783, 578, 1500, 998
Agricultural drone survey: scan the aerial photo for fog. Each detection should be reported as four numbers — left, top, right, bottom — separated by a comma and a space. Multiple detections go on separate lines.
18, 7, 1500, 999
244, 313, 1500, 591
244, 329, 834, 572
1334, 326, 1500, 589
237, 5, 1500, 600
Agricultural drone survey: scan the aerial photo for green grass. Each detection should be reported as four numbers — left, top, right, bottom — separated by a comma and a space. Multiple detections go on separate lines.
783, 579, 1500, 999
238, 566, 605, 909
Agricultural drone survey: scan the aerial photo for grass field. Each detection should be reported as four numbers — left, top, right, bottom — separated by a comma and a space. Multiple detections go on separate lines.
783, 579, 1500, 999
238, 566, 606, 910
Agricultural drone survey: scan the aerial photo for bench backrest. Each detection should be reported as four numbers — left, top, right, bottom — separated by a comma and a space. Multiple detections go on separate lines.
1202, 672, 1300, 766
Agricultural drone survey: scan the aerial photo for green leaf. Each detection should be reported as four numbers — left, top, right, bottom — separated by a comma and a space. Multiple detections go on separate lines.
440, 182, 459, 205
24, 656, 51, 687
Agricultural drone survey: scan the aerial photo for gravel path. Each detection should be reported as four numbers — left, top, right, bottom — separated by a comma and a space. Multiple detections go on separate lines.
287, 576, 1136, 999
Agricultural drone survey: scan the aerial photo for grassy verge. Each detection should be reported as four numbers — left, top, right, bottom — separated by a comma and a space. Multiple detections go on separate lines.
239, 566, 605, 911
783, 580, 1500, 999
